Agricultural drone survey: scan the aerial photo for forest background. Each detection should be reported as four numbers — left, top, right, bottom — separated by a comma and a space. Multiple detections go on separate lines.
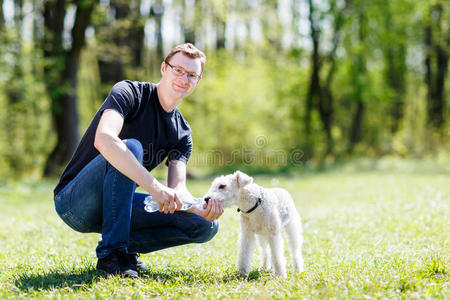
0, 0, 448, 180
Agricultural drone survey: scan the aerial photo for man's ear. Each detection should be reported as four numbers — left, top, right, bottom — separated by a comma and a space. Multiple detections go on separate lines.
161, 61, 166, 76
234, 170, 253, 188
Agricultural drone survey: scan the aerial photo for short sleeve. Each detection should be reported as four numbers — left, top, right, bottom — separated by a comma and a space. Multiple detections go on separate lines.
166, 134, 193, 165
100, 80, 139, 119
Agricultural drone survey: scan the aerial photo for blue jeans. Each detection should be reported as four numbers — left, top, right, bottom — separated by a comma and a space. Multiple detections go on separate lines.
54, 139, 218, 258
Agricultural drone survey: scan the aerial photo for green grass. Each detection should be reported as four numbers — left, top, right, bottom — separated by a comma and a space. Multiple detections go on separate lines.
0, 159, 449, 299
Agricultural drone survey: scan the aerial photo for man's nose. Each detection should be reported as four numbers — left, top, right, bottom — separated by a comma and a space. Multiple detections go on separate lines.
181, 72, 189, 82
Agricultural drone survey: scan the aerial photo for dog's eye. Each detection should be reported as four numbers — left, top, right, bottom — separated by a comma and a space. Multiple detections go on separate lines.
218, 184, 226, 189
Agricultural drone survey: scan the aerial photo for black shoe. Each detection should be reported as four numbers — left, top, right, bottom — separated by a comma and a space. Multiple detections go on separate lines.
128, 253, 149, 272
96, 249, 139, 278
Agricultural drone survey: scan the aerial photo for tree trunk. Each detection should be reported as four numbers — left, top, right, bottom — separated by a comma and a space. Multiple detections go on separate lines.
350, 101, 364, 146
306, 0, 341, 157
14, 0, 23, 25
320, 3, 347, 155
97, 0, 129, 87
43, 0, 94, 176
131, 6, 145, 67
0, 0, 5, 30
215, 19, 226, 49
6, 0, 23, 105
96, 0, 146, 98
434, 36, 448, 129
183, 0, 196, 43
152, 0, 164, 63
4, 0, 24, 171
425, 2, 448, 130
384, 5, 406, 133
305, 0, 320, 141
320, 88, 333, 155
386, 42, 406, 133
424, 10, 433, 123
347, 7, 367, 154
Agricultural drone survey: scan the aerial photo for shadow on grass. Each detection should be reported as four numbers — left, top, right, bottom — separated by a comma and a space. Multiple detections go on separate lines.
140, 268, 266, 283
14, 269, 103, 291
14, 267, 266, 291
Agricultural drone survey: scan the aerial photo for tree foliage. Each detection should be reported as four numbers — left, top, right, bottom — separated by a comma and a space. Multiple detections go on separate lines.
0, 0, 448, 179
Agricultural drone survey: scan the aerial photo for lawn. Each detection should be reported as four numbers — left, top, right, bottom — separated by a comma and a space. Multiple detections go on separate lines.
0, 158, 448, 299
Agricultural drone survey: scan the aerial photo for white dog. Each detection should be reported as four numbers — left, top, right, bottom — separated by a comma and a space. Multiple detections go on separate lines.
204, 171, 304, 278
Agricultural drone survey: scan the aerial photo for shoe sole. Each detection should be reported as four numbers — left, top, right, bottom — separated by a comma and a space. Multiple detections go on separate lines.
96, 267, 139, 278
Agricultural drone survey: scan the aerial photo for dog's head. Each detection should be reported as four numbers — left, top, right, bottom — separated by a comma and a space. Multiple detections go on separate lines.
204, 171, 253, 207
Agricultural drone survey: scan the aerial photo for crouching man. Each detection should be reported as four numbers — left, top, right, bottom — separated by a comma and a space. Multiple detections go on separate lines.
53, 43, 223, 278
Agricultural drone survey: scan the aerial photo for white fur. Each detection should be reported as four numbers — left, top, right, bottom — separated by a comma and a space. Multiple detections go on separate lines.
204, 171, 305, 278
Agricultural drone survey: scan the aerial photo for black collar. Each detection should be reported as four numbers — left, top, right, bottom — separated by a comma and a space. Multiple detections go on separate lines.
237, 197, 262, 214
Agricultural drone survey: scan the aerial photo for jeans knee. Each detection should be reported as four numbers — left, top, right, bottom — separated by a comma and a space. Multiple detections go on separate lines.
195, 220, 219, 243
124, 139, 143, 163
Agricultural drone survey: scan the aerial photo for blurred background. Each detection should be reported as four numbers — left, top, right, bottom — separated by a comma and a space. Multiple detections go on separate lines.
0, 0, 448, 180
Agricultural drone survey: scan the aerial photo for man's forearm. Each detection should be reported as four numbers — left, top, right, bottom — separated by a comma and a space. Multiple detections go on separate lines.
167, 160, 194, 202
94, 133, 163, 195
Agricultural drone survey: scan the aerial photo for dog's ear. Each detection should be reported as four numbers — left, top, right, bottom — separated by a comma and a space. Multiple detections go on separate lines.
234, 170, 253, 188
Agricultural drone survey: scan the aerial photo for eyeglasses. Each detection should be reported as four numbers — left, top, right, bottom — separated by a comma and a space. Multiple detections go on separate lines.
164, 60, 202, 83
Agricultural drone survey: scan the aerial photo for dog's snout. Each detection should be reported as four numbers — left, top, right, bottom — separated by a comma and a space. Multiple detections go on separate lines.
204, 196, 211, 203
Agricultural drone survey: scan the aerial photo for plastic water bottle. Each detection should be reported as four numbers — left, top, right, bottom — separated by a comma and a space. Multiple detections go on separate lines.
144, 195, 205, 213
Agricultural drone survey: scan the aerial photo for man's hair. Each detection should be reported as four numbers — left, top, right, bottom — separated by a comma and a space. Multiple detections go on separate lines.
164, 43, 206, 73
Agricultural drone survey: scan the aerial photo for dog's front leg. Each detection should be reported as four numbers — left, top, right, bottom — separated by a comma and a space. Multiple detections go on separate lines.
257, 234, 271, 270
237, 228, 255, 276
269, 233, 287, 278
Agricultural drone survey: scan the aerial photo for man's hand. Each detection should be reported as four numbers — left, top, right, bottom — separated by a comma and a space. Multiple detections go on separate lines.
153, 184, 183, 214
188, 198, 224, 221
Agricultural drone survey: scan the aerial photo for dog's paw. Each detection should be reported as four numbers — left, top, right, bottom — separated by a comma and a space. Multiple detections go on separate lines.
237, 269, 249, 278
235, 272, 248, 281
296, 265, 305, 273
257, 266, 271, 274
237, 269, 263, 281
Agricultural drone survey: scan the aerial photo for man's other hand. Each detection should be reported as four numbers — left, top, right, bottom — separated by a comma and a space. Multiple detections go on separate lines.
188, 198, 223, 221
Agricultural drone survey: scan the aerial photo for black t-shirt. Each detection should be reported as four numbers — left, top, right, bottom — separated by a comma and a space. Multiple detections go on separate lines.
54, 80, 193, 196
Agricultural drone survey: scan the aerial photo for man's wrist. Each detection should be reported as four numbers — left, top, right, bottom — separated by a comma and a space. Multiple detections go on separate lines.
186, 205, 202, 215
143, 177, 164, 196
175, 189, 194, 203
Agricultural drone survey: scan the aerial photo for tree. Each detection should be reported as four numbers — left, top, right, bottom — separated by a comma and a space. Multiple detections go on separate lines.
347, 0, 367, 154
424, 0, 448, 130
304, 0, 348, 156
95, 0, 146, 98
383, 0, 407, 133
43, 0, 95, 175
151, 0, 164, 63
182, 0, 196, 44
0, 0, 4, 31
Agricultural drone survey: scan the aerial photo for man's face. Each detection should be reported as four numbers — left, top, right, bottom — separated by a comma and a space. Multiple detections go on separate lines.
161, 52, 202, 100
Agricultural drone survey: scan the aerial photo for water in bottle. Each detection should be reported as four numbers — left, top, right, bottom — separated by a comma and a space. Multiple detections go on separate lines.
144, 195, 205, 213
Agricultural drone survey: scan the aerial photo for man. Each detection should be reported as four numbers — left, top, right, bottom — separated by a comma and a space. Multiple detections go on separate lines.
53, 43, 223, 278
